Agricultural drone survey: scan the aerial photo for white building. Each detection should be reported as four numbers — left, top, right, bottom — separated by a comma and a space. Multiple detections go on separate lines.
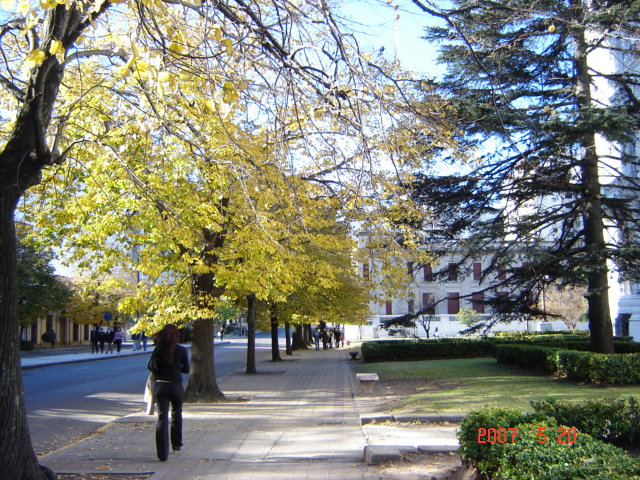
590, 35, 640, 340
347, 236, 587, 341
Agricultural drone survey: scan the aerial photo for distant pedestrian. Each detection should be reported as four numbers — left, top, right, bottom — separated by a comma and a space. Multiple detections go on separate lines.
48, 329, 56, 348
132, 332, 141, 351
148, 324, 190, 462
106, 329, 115, 354
90, 327, 100, 353
142, 331, 148, 351
98, 329, 106, 353
312, 327, 321, 350
334, 327, 341, 349
113, 327, 125, 353
321, 329, 330, 350
219, 329, 224, 341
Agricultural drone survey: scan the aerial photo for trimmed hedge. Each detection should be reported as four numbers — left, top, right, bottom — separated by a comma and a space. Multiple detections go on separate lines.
360, 336, 640, 383
532, 398, 640, 449
494, 344, 640, 384
459, 408, 640, 480
493, 344, 560, 372
360, 339, 493, 362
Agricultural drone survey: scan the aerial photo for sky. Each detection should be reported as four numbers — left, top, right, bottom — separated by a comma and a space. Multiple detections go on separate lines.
339, 0, 445, 77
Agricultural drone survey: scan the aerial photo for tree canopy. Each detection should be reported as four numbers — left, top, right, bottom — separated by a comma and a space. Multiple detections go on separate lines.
16, 233, 71, 327
404, 0, 640, 352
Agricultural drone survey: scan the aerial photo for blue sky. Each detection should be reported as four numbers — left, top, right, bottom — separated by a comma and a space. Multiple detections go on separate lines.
339, 0, 445, 77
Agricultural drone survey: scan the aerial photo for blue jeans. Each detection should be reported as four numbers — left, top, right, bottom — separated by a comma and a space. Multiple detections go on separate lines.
155, 381, 184, 460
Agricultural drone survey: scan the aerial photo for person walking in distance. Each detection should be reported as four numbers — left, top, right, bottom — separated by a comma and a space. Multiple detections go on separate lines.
113, 326, 125, 353
90, 327, 100, 354
148, 324, 190, 462
132, 332, 141, 351
105, 328, 115, 354
312, 327, 321, 351
98, 329, 106, 353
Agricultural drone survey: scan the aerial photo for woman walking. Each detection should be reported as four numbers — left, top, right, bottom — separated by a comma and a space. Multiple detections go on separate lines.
148, 324, 189, 462
113, 327, 125, 353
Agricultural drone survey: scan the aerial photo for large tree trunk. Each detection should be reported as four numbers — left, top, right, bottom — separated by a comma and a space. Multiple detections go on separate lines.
184, 224, 228, 402
0, 7, 89, 476
572, 9, 614, 353
0, 182, 52, 480
184, 318, 224, 402
245, 293, 257, 374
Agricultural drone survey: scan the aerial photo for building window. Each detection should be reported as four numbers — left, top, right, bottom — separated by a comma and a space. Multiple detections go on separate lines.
362, 262, 369, 280
423, 264, 433, 281
385, 301, 393, 315
84, 324, 90, 340
473, 262, 482, 281
73, 322, 79, 342
495, 291, 509, 313
472, 292, 485, 313
407, 261, 414, 278
498, 264, 506, 280
447, 293, 460, 314
422, 293, 435, 314
448, 263, 458, 282
408, 298, 414, 313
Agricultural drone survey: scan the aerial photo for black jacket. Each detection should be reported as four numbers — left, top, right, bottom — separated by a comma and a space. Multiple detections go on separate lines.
152, 345, 189, 383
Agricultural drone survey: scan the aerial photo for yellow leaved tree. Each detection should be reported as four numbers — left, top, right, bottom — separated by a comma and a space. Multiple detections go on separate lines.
3, 0, 454, 477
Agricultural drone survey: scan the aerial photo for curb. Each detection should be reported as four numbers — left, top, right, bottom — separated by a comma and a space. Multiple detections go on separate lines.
360, 413, 467, 425
364, 444, 460, 465
22, 350, 151, 370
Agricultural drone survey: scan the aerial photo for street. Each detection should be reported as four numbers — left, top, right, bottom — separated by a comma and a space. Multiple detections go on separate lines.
23, 336, 273, 456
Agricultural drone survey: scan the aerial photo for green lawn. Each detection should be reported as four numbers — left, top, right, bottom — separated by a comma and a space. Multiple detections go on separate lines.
357, 357, 640, 414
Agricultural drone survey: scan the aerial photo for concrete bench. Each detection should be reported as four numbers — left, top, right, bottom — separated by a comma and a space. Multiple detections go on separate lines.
356, 373, 379, 392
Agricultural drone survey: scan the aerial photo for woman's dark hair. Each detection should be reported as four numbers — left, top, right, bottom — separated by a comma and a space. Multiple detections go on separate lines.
155, 324, 180, 364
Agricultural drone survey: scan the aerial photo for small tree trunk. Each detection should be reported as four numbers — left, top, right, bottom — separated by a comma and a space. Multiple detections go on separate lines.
245, 293, 257, 374
291, 325, 306, 351
270, 306, 282, 362
305, 324, 312, 346
285, 322, 292, 356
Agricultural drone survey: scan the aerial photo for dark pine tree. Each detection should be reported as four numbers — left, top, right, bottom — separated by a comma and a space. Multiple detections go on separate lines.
410, 0, 640, 352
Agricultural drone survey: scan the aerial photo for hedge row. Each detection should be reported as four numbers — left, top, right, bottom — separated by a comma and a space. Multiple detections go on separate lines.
531, 398, 640, 449
494, 344, 640, 384
360, 339, 494, 362
458, 408, 640, 480
494, 330, 590, 337
491, 335, 638, 352
360, 336, 640, 364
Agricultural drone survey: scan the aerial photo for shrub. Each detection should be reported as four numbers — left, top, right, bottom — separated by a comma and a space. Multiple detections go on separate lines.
531, 398, 640, 449
492, 344, 560, 372
556, 350, 640, 384
459, 408, 640, 480
19, 340, 34, 351
494, 344, 640, 384
360, 339, 493, 362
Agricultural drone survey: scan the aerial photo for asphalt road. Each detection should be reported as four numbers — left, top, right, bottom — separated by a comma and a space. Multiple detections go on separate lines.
23, 336, 273, 456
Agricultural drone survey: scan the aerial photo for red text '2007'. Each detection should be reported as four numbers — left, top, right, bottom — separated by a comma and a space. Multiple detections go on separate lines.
477, 427, 577, 444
